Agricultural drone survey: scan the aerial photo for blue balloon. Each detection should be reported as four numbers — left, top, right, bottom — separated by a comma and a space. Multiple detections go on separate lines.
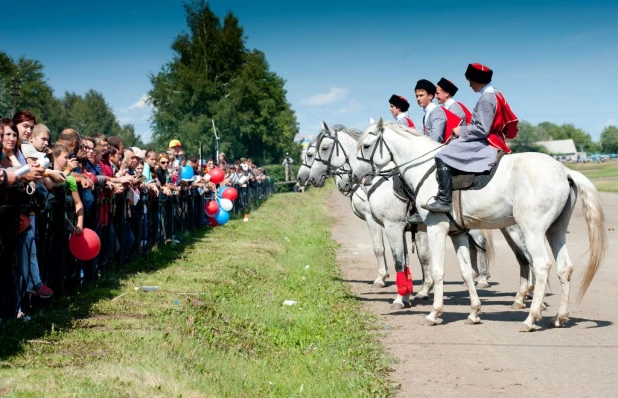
215, 208, 230, 225
181, 165, 194, 180
218, 186, 229, 197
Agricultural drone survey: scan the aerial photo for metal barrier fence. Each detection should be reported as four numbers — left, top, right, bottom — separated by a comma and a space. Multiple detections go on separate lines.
0, 179, 275, 320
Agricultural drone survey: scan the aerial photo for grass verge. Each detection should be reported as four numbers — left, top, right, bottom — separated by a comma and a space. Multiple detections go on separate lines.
0, 187, 393, 397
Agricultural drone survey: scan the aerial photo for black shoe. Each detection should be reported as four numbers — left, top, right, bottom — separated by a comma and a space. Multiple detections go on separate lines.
407, 213, 424, 224
420, 158, 452, 213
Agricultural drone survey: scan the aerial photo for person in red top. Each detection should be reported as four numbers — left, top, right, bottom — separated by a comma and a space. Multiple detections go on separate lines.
422, 63, 518, 214
389, 94, 415, 128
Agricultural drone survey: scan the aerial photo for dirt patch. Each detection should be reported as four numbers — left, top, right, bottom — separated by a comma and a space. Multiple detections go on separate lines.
327, 189, 618, 397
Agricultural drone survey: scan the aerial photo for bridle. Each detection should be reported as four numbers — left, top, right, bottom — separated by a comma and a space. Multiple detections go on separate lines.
314, 130, 350, 177
356, 126, 395, 177
357, 126, 446, 179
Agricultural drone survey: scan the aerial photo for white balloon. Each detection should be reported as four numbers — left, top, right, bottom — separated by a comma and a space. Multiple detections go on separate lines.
220, 198, 233, 211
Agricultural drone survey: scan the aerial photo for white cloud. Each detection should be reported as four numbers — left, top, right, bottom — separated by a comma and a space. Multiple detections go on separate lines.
337, 98, 363, 114
603, 119, 617, 128
301, 87, 347, 106
128, 94, 151, 110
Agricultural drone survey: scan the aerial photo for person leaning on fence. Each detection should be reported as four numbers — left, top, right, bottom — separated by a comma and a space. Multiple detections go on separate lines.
0, 118, 52, 306
282, 152, 293, 182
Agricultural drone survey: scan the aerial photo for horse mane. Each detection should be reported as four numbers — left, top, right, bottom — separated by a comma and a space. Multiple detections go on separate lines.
357, 121, 434, 151
340, 127, 364, 142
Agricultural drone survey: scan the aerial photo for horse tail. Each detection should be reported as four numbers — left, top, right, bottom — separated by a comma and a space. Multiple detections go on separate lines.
567, 169, 607, 301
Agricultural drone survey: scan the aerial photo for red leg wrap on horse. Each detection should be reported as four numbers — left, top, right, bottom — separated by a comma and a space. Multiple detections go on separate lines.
396, 271, 408, 296
405, 267, 413, 294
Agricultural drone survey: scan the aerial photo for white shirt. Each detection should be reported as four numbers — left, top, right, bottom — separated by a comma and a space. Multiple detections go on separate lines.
443, 98, 456, 109
395, 112, 408, 123
423, 102, 438, 128
480, 83, 495, 95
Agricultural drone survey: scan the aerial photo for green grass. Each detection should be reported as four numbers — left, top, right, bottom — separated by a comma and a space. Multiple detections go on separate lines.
0, 187, 393, 397
566, 162, 618, 192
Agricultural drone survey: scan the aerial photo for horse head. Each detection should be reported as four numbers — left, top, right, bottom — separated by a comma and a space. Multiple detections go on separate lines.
308, 121, 348, 187
353, 117, 392, 182
297, 141, 317, 184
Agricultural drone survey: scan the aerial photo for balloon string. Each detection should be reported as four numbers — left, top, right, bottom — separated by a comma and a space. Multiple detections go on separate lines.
65, 214, 77, 233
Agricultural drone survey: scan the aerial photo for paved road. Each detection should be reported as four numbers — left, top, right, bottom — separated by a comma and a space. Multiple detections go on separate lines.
327, 190, 618, 397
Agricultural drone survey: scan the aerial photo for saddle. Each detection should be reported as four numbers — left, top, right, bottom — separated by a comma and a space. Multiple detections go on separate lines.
452, 151, 507, 191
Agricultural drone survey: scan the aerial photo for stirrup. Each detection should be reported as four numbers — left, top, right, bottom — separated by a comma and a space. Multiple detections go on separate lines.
420, 201, 451, 213
406, 213, 424, 224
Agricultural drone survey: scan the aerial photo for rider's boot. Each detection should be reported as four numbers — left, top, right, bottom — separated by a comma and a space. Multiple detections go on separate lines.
406, 209, 424, 224
420, 158, 452, 213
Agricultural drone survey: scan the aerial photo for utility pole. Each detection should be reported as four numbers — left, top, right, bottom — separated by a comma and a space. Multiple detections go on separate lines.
211, 119, 220, 165
11, 73, 22, 117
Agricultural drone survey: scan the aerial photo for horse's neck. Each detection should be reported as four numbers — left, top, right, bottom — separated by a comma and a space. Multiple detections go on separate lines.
386, 129, 438, 186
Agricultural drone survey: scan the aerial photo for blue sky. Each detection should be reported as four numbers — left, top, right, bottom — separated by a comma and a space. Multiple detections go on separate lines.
2, 0, 617, 146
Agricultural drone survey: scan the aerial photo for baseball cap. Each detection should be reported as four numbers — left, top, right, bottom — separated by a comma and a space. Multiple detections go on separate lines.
131, 147, 146, 159
168, 139, 182, 148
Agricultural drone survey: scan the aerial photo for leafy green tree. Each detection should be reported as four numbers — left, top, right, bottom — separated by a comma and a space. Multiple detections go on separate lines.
510, 120, 547, 153
149, 0, 299, 163
600, 125, 618, 153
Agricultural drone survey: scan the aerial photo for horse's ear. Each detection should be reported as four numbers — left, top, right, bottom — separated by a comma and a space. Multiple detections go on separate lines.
377, 117, 384, 131
369, 117, 375, 124
324, 121, 336, 135
321, 121, 326, 130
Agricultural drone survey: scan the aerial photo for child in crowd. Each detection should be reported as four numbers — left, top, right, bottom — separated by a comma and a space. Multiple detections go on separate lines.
50, 144, 84, 235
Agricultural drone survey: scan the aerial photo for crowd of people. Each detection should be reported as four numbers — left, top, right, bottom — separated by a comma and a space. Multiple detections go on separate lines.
0, 110, 272, 320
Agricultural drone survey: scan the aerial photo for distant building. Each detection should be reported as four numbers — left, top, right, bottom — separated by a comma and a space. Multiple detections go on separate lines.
535, 139, 577, 155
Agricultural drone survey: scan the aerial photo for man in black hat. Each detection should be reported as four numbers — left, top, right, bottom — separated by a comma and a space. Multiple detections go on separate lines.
388, 95, 415, 128
435, 78, 471, 125
415, 79, 447, 143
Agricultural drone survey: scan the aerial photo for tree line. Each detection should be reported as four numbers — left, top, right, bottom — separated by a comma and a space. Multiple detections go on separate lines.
0, 52, 143, 147
2, 0, 617, 158
510, 121, 618, 154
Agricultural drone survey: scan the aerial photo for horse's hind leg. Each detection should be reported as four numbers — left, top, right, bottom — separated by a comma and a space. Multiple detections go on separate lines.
451, 233, 482, 324
467, 231, 489, 289
414, 230, 432, 300
500, 225, 532, 309
366, 217, 389, 287
547, 185, 576, 328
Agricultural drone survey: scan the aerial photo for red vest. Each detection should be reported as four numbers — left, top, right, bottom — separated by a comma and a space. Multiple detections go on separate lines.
404, 117, 415, 128
487, 92, 518, 153
457, 102, 472, 125
440, 106, 463, 144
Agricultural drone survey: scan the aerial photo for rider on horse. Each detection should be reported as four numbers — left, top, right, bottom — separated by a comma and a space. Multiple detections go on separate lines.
422, 63, 515, 213
435, 77, 472, 125
389, 94, 415, 128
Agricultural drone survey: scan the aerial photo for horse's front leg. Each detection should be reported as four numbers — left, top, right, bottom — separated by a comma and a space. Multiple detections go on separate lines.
424, 220, 449, 326
451, 233, 482, 324
384, 224, 412, 310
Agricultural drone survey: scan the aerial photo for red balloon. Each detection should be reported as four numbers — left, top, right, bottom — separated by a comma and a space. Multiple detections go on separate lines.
221, 187, 238, 201
209, 167, 225, 184
69, 228, 101, 261
207, 216, 219, 227
205, 200, 219, 217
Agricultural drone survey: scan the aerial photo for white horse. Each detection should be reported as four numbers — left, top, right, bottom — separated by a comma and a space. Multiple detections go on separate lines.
355, 119, 606, 331
308, 125, 498, 309
298, 141, 390, 287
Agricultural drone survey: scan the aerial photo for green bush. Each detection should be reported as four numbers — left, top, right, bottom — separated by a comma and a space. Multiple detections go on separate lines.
263, 164, 300, 193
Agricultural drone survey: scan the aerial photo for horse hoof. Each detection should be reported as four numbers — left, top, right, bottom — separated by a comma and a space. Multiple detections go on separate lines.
390, 302, 405, 310
373, 280, 386, 288
423, 318, 440, 326
548, 316, 568, 328
519, 324, 539, 332
512, 302, 526, 310
403, 300, 414, 308
465, 316, 482, 325
476, 281, 490, 289
414, 293, 429, 301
